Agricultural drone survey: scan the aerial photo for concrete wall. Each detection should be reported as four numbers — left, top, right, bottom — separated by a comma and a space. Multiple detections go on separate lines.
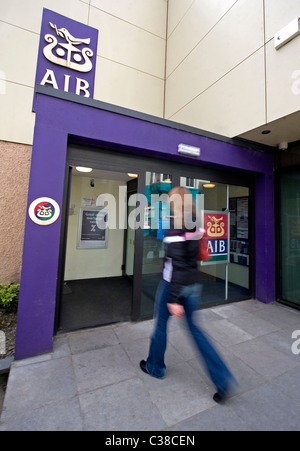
0, 141, 32, 283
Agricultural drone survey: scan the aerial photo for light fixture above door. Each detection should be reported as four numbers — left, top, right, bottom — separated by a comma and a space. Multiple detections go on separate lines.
76, 166, 93, 173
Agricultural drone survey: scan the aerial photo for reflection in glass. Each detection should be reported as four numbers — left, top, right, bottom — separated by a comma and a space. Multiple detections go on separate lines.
140, 174, 251, 318
180, 178, 250, 308
141, 173, 172, 317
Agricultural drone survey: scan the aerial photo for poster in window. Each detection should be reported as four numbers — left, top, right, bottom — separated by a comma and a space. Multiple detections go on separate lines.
77, 208, 108, 249
237, 197, 248, 239
202, 211, 229, 265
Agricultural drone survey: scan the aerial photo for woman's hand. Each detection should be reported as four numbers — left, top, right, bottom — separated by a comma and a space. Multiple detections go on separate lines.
167, 303, 185, 318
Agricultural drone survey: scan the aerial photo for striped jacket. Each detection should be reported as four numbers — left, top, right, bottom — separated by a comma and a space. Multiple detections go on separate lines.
162, 226, 204, 304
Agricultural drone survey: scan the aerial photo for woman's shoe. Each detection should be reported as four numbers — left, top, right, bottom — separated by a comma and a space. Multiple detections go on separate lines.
213, 392, 225, 404
140, 360, 150, 375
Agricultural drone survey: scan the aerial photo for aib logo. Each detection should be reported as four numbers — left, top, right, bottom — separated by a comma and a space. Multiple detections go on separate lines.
206, 215, 225, 238
28, 197, 60, 226
34, 201, 55, 222
43, 22, 94, 73
35, 9, 98, 102
204, 212, 228, 258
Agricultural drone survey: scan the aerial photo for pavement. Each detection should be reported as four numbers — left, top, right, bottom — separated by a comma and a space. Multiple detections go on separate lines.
0, 299, 300, 431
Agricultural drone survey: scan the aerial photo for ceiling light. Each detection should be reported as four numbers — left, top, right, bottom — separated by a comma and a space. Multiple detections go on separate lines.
128, 173, 138, 178
76, 167, 93, 173
203, 183, 216, 189
261, 130, 271, 135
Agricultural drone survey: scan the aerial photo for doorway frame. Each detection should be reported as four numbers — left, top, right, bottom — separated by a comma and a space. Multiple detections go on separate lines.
14, 87, 275, 360
55, 143, 256, 333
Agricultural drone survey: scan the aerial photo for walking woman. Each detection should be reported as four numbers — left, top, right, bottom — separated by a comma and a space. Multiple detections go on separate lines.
140, 186, 235, 403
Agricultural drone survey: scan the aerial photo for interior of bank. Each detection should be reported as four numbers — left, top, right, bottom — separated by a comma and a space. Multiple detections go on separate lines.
58, 167, 250, 332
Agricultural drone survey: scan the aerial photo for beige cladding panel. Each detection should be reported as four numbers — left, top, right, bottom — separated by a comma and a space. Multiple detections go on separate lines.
264, 0, 300, 42
1, 0, 300, 146
89, 7, 165, 80
166, 0, 237, 77
266, 31, 300, 123
94, 57, 164, 117
91, 0, 167, 38
169, 49, 265, 138
264, 0, 300, 124
167, 0, 194, 36
0, 22, 39, 88
0, 0, 90, 33
165, 0, 264, 120
0, 82, 35, 144
0, 0, 167, 144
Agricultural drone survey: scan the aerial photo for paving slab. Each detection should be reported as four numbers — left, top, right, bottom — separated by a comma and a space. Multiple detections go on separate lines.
79, 378, 166, 431
0, 300, 299, 431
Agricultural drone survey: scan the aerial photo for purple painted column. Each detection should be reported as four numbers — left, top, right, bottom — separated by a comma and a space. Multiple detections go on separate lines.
14, 123, 68, 360
255, 172, 276, 303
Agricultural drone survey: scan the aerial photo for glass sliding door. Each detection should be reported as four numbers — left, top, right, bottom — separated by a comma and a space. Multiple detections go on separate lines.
62, 146, 253, 330
141, 172, 172, 317
180, 177, 250, 307
59, 166, 136, 332
140, 172, 251, 318
228, 185, 250, 300
279, 172, 300, 307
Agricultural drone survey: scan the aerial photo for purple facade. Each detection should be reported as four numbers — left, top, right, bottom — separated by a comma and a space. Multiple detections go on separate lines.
14, 88, 275, 360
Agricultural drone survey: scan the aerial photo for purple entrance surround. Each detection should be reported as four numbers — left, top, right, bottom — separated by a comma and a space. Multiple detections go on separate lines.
15, 87, 275, 360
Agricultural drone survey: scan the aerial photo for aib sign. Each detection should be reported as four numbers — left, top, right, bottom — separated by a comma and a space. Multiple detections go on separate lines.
28, 197, 60, 226
204, 212, 229, 263
34, 9, 98, 106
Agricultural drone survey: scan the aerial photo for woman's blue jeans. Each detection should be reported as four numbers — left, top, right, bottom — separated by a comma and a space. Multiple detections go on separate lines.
146, 280, 234, 395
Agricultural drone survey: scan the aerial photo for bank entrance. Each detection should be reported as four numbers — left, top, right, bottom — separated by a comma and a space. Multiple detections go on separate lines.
56, 145, 254, 333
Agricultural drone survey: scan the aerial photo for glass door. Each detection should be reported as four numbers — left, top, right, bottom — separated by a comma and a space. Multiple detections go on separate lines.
279, 172, 300, 307
139, 172, 251, 318
59, 146, 253, 330
141, 172, 172, 317
180, 177, 250, 307
58, 166, 137, 332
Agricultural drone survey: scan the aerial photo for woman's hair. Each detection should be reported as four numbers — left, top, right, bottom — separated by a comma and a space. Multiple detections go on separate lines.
168, 186, 197, 229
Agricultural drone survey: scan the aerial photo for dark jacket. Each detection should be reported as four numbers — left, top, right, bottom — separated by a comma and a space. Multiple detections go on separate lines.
162, 223, 200, 304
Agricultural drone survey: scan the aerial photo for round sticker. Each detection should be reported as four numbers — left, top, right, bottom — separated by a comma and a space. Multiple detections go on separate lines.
28, 197, 60, 226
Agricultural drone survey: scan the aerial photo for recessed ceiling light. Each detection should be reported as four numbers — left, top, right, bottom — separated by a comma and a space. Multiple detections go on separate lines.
128, 173, 138, 178
203, 183, 216, 189
262, 130, 271, 135
75, 167, 93, 173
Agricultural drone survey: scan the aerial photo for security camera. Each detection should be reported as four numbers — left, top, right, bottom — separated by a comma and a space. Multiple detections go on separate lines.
90, 179, 95, 187
278, 142, 288, 151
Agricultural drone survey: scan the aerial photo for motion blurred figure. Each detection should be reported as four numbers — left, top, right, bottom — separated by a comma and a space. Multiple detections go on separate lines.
140, 186, 235, 403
